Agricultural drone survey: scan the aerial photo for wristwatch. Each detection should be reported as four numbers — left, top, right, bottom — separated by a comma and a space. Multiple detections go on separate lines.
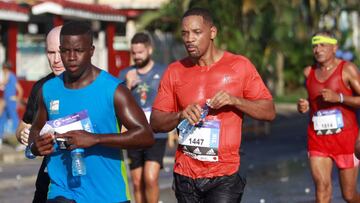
25, 142, 36, 159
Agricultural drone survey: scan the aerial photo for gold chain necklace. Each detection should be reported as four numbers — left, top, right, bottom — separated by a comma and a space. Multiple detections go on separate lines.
326, 65, 334, 71
323, 63, 336, 71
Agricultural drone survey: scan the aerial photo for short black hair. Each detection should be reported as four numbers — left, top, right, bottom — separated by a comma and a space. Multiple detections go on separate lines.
131, 32, 152, 46
60, 21, 93, 44
182, 7, 214, 26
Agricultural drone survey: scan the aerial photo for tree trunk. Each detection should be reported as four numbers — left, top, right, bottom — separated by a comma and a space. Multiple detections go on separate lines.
351, 11, 359, 52
275, 52, 284, 96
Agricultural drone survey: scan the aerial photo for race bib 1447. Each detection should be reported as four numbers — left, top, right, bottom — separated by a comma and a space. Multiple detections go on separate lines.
178, 120, 220, 162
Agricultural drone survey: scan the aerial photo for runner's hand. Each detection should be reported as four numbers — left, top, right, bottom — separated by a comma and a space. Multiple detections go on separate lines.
180, 104, 202, 125
33, 133, 55, 156
208, 90, 236, 109
55, 130, 98, 150
297, 98, 309, 113
20, 123, 32, 146
320, 88, 341, 103
126, 69, 141, 89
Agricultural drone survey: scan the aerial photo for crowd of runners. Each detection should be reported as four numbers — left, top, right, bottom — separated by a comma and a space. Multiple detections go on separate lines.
12, 6, 360, 203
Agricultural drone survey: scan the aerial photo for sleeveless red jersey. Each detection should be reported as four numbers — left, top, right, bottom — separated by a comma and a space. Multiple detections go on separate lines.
306, 60, 358, 155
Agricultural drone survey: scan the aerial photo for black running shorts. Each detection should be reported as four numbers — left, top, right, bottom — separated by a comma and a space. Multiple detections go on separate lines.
127, 138, 167, 170
173, 168, 246, 203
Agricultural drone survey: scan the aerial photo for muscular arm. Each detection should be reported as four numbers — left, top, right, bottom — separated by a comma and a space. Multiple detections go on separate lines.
151, 109, 180, 133
94, 85, 154, 149
231, 98, 275, 121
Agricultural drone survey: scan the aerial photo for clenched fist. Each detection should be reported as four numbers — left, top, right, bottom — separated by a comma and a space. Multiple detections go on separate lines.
297, 98, 309, 113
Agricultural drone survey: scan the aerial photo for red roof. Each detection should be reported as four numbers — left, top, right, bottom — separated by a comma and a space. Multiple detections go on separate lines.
0, 1, 30, 14
39, 0, 133, 16
119, 9, 144, 18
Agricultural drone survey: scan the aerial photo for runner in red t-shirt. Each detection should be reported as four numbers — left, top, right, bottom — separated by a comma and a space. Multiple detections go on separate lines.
150, 8, 275, 203
298, 31, 360, 203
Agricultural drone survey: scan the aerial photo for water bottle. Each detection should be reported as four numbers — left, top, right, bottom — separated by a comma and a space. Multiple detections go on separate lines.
71, 148, 86, 176
177, 104, 209, 137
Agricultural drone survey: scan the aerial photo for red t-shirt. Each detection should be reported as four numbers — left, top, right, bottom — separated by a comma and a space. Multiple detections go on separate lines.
153, 51, 273, 178
306, 60, 358, 155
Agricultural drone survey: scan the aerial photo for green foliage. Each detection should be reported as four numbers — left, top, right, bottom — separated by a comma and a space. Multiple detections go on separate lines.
137, 0, 190, 34
138, 0, 360, 91
274, 88, 307, 103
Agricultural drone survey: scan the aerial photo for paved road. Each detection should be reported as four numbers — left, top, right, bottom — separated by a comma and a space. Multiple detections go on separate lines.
0, 106, 358, 203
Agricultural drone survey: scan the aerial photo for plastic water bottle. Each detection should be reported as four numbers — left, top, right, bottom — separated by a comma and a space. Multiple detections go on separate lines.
177, 104, 209, 137
71, 148, 86, 176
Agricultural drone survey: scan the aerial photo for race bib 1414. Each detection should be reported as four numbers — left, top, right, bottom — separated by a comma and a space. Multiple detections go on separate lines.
312, 109, 343, 135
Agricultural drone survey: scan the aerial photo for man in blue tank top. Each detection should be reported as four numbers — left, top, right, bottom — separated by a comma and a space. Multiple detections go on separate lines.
28, 21, 154, 203
118, 32, 169, 203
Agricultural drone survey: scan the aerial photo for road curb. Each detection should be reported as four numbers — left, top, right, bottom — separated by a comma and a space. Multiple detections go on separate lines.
275, 103, 297, 114
0, 145, 26, 164
0, 174, 36, 190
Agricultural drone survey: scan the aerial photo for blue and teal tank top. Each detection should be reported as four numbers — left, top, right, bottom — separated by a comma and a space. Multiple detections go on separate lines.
42, 70, 130, 203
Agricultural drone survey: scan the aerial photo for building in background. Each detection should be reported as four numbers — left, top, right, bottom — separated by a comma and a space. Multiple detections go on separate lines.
0, 0, 168, 118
